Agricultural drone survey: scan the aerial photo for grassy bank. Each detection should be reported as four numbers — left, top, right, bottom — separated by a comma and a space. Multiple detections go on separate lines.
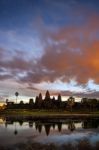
1, 109, 99, 118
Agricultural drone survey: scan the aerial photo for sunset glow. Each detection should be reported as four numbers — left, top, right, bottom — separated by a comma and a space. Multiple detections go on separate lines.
0, 0, 99, 102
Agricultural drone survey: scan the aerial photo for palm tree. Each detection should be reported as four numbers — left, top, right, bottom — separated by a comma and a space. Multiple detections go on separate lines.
15, 92, 19, 104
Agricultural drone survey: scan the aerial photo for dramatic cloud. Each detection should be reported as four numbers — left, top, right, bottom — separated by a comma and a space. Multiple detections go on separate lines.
35, 12, 99, 84
0, 0, 99, 101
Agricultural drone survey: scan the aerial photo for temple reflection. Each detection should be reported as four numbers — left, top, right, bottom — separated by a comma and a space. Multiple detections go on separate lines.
19, 120, 23, 126
1, 117, 99, 136
29, 121, 33, 128
68, 121, 75, 131
58, 123, 62, 132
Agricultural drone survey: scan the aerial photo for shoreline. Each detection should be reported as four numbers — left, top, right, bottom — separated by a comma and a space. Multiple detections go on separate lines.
1, 110, 99, 119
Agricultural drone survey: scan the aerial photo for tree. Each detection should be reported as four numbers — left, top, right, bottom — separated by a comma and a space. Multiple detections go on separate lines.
15, 92, 19, 104
81, 98, 88, 110
19, 100, 24, 108
20, 100, 24, 105
67, 96, 75, 112
88, 99, 97, 112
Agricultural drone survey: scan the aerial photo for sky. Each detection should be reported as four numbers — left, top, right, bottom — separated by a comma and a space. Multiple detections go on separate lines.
0, 0, 99, 102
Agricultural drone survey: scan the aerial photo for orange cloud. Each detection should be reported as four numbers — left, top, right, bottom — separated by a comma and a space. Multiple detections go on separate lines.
36, 12, 99, 84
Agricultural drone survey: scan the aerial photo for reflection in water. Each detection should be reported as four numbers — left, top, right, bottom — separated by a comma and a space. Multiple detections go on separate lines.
0, 117, 99, 148
82, 119, 99, 129
14, 129, 18, 135
58, 123, 62, 132
68, 121, 75, 131
29, 121, 33, 128
38, 124, 42, 133
52, 123, 55, 129
45, 124, 51, 136
2, 117, 99, 136
14, 122, 18, 135
19, 120, 23, 126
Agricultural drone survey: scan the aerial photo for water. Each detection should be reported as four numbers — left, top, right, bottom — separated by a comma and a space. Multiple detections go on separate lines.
0, 116, 99, 149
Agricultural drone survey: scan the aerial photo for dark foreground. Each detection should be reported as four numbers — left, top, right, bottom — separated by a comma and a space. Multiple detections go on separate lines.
1, 140, 99, 150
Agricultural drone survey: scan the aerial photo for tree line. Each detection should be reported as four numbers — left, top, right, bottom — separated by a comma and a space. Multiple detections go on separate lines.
5, 90, 99, 112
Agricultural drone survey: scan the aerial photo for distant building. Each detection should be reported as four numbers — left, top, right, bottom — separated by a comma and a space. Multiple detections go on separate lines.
6, 102, 14, 106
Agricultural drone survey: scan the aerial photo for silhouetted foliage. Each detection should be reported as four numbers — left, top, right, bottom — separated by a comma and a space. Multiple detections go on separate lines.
67, 96, 75, 112
20, 100, 24, 105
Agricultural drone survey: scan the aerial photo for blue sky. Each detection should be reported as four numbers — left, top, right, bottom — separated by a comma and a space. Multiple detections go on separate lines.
0, 0, 99, 102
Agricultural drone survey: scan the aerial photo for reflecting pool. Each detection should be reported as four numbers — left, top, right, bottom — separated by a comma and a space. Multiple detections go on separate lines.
0, 116, 99, 149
